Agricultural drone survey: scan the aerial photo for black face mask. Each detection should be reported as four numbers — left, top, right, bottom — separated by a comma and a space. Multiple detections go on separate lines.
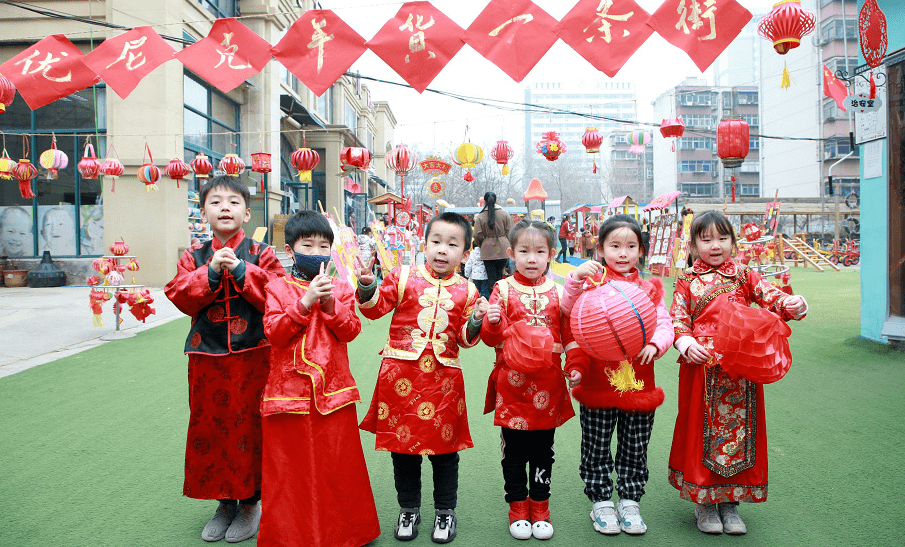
292, 252, 330, 280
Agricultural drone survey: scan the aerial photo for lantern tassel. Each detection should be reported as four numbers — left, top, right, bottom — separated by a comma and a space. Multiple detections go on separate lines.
260, 174, 265, 193
732, 182, 736, 203
111, 179, 115, 193
670, 140, 676, 152
501, 164, 510, 175
19, 179, 35, 199
605, 361, 645, 394
869, 71, 877, 100
781, 61, 791, 89
592, 159, 597, 174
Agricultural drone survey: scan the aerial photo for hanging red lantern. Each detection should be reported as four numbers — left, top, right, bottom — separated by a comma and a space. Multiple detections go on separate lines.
191, 153, 213, 180
757, 0, 816, 55
77, 141, 101, 180
536, 131, 566, 162
386, 143, 419, 197
39, 135, 68, 179
250, 152, 271, 173
717, 119, 750, 169
859, 0, 887, 100
291, 148, 320, 181
99, 142, 125, 192
219, 153, 245, 177
13, 159, 37, 199
0, 150, 17, 180
581, 127, 603, 173
164, 157, 190, 188
0, 74, 15, 113
659, 118, 686, 152
340, 147, 371, 173
137, 144, 160, 192
490, 140, 514, 175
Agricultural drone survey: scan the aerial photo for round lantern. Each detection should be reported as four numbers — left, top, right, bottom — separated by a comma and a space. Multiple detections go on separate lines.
92, 258, 111, 274
713, 302, 792, 384
164, 157, 190, 188
340, 147, 372, 173
0, 149, 16, 179
250, 152, 271, 173
757, 0, 816, 55
137, 164, 160, 191
127, 258, 140, 272
191, 153, 213, 180
13, 159, 37, 199
452, 141, 483, 181
291, 148, 320, 181
570, 280, 657, 361
77, 142, 101, 180
110, 237, 129, 256
503, 320, 554, 374
0, 74, 15, 113
717, 118, 750, 169
99, 155, 125, 193
660, 118, 686, 152
535, 131, 565, 162
39, 137, 68, 179
743, 222, 762, 242
386, 143, 419, 196
581, 127, 603, 153
219, 153, 245, 177
490, 140, 514, 175
86, 275, 102, 286
426, 177, 446, 198
626, 130, 651, 154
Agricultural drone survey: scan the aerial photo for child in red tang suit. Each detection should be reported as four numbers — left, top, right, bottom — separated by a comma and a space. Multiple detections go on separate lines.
256, 211, 379, 547
164, 175, 283, 543
481, 220, 575, 541
561, 214, 674, 537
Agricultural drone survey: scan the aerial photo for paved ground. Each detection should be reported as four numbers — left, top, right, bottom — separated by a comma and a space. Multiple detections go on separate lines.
0, 285, 185, 379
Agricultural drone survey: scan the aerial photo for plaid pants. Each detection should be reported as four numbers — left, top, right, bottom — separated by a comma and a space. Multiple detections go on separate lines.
579, 406, 655, 503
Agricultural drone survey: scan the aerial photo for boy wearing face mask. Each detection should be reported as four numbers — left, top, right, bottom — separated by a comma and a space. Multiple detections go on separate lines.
164, 175, 284, 543
256, 211, 380, 546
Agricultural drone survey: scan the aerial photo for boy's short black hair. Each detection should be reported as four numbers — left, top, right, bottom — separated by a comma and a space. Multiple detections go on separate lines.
285, 210, 334, 248
200, 175, 251, 208
425, 212, 472, 249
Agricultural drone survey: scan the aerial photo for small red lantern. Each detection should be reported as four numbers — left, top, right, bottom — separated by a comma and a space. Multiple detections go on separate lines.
191, 153, 213, 180
463, 172, 475, 182
536, 131, 566, 162
490, 140, 514, 175
581, 127, 603, 153
100, 143, 125, 192
757, 0, 816, 55
251, 152, 271, 173
717, 119, 750, 169
659, 118, 686, 152
137, 144, 160, 192
713, 302, 792, 384
110, 237, 129, 256
164, 157, 190, 188
291, 148, 320, 181
219, 154, 245, 177
86, 275, 102, 286
13, 159, 37, 199
340, 147, 371, 173
127, 258, 140, 272
0, 74, 15, 113
77, 141, 101, 180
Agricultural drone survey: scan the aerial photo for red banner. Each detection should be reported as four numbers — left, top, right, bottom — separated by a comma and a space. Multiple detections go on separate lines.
83, 26, 176, 99
0, 35, 100, 110
176, 18, 272, 93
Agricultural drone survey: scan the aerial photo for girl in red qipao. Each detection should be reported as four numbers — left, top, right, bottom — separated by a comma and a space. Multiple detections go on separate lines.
482, 220, 575, 541
164, 176, 284, 543
561, 214, 675, 537
669, 211, 807, 536
356, 212, 489, 544
257, 211, 379, 547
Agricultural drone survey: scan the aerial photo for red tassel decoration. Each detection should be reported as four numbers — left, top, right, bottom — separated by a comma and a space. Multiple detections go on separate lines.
869, 71, 877, 100
731, 176, 737, 203
260, 174, 265, 193
463, 171, 474, 182
592, 160, 598, 174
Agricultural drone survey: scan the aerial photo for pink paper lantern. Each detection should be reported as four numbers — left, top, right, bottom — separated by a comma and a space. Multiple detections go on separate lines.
570, 280, 658, 360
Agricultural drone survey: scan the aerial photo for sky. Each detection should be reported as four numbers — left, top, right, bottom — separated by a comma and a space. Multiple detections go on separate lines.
326, 0, 785, 153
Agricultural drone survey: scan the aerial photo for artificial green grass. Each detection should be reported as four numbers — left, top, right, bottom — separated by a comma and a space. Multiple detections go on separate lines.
2, 268, 903, 546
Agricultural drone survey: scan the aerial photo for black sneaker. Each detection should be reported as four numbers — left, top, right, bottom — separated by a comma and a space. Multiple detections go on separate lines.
394, 507, 420, 541
431, 509, 457, 544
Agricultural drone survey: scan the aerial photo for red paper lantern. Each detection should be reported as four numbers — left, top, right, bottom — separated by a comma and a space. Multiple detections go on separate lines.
250, 152, 271, 173
86, 275, 102, 286
164, 157, 190, 188
386, 144, 419, 197
536, 131, 565, 162
713, 302, 792, 384
92, 258, 112, 274
99, 158, 125, 191
660, 117, 686, 152
127, 258, 140, 272
0, 74, 14, 113
291, 148, 320, 181
110, 237, 129, 256
219, 153, 245, 177
13, 159, 37, 199
503, 320, 554, 374
570, 280, 658, 360
77, 142, 101, 180
757, 0, 816, 55
191, 153, 213, 179
717, 119, 750, 169
490, 140, 514, 175
581, 127, 603, 153
340, 147, 371, 172
137, 144, 160, 191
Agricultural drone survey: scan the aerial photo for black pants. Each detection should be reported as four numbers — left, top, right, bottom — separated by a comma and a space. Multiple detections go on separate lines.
500, 428, 555, 503
392, 452, 458, 510
556, 238, 568, 262
483, 259, 508, 290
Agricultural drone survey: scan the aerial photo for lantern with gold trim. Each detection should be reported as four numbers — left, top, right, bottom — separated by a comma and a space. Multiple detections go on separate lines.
386, 143, 419, 197
0, 149, 16, 180
490, 140, 514, 175
581, 128, 603, 173
452, 141, 483, 182
218, 154, 245, 177
191, 153, 213, 180
291, 148, 320, 181
13, 159, 37, 199
340, 147, 371, 173
250, 151, 271, 192
717, 119, 750, 169
39, 134, 68, 179
757, 0, 816, 88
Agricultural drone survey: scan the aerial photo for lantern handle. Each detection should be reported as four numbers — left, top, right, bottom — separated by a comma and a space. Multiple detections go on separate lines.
21, 133, 29, 158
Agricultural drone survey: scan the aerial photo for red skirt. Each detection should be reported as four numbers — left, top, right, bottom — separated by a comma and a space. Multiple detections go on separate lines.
257, 408, 380, 547
183, 350, 269, 500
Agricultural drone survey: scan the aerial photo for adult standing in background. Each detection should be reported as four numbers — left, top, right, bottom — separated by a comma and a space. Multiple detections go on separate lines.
473, 191, 513, 290
555, 214, 573, 263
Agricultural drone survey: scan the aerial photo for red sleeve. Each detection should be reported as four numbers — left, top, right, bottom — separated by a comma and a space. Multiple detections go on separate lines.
746, 269, 799, 321
164, 249, 217, 317
481, 281, 509, 347
322, 281, 362, 343
564, 346, 590, 377
264, 277, 310, 348
358, 266, 402, 320
239, 245, 285, 313
670, 276, 694, 338
458, 281, 481, 348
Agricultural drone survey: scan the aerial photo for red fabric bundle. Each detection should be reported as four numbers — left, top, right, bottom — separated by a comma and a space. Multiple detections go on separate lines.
503, 319, 554, 374
713, 301, 792, 384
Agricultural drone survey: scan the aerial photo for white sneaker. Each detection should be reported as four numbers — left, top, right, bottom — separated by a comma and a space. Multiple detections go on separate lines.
617, 499, 647, 535
719, 503, 747, 535
591, 501, 620, 535
695, 503, 723, 534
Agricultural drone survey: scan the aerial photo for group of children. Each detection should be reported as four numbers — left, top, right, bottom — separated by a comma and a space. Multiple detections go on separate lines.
165, 175, 807, 545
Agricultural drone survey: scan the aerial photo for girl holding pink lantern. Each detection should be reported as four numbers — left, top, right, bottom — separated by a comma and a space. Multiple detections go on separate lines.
561, 214, 675, 537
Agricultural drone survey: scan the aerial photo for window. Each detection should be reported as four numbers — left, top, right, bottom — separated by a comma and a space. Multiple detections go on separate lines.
681, 182, 714, 196
741, 114, 759, 126
828, 57, 860, 78
316, 86, 333, 124
750, 137, 760, 150
183, 72, 240, 190
344, 101, 357, 129
823, 98, 845, 121
679, 160, 716, 173
824, 137, 859, 159
737, 92, 758, 105
200, 0, 237, 18
821, 19, 857, 43
725, 182, 760, 197
684, 114, 713, 128
678, 137, 714, 150
824, 177, 859, 196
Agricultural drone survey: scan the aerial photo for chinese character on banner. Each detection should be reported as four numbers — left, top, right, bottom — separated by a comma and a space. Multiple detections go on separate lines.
464, 0, 558, 83
647, 0, 751, 72
175, 18, 272, 93
272, 9, 367, 98
83, 26, 176, 99
0, 35, 100, 110
367, 2, 465, 93
556, 0, 654, 78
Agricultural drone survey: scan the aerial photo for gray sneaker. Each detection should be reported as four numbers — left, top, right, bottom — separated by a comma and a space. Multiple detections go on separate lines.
695, 503, 723, 534
395, 507, 421, 541
719, 503, 747, 535
201, 502, 237, 542
431, 509, 457, 544
225, 502, 261, 543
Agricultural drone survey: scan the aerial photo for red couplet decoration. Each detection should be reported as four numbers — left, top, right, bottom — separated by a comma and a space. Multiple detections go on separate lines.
0, 73, 15, 112
756, 0, 816, 55
164, 157, 190, 188
191, 153, 213, 180
570, 280, 657, 360
340, 147, 371, 173
13, 159, 37, 199
717, 118, 749, 169
503, 319, 554, 374
82, 26, 176, 100
291, 148, 319, 181
77, 142, 101, 180
713, 301, 792, 384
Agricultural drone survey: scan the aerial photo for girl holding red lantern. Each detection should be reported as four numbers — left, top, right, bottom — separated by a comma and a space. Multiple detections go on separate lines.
560, 214, 675, 536
481, 220, 576, 541
669, 211, 807, 535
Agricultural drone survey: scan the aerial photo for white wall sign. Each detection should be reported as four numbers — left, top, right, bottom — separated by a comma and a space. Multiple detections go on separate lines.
854, 65, 888, 144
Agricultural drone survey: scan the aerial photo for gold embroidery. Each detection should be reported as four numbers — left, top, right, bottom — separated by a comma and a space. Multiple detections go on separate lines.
417, 401, 436, 420
394, 378, 413, 396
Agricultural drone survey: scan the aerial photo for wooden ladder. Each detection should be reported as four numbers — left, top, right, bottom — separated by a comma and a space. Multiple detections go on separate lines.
780, 235, 840, 271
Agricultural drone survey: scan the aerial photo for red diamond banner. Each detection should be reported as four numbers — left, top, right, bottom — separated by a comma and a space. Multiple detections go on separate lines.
647, 0, 752, 72
83, 26, 176, 99
0, 35, 100, 110
464, 0, 558, 83
556, 0, 653, 78
367, 1, 465, 93
272, 9, 367, 98
175, 18, 272, 93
